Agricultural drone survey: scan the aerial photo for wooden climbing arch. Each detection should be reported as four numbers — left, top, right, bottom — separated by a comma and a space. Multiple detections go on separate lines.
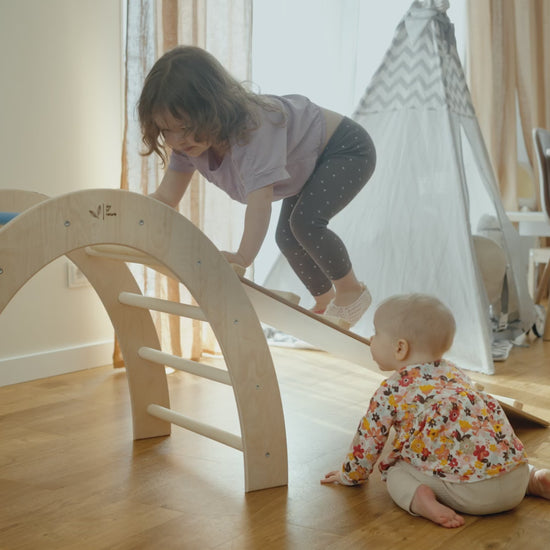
0, 188, 288, 492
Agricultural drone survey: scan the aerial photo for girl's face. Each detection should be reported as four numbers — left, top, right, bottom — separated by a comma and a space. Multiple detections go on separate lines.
155, 111, 212, 157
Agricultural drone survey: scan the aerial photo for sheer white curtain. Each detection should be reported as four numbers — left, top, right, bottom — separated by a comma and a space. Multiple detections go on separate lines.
118, 0, 251, 364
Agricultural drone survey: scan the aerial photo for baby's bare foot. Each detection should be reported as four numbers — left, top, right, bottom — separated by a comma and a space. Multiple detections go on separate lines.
411, 485, 465, 528
528, 468, 550, 499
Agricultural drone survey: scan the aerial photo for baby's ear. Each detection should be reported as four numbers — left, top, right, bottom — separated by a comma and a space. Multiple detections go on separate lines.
394, 338, 409, 361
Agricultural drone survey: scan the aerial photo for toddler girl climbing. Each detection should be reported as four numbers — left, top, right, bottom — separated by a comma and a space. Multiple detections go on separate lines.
322, 294, 550, 528
138, 45, 376, 326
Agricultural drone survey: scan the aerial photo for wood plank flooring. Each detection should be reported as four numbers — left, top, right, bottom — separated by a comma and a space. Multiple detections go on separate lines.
1, 336, 549, 549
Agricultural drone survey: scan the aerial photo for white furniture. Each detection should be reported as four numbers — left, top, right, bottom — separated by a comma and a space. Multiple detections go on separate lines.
507, 129, 550, 340
506, 210, 550, 238
506, 209, 550, 304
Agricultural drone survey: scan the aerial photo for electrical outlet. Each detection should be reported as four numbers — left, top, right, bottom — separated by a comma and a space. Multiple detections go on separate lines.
67, 260, 90, 288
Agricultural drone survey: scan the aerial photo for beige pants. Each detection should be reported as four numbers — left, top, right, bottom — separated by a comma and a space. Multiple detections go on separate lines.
386, 460, 531, 516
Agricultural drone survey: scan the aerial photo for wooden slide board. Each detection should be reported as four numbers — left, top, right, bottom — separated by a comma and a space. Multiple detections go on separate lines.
239, 277, 376, 371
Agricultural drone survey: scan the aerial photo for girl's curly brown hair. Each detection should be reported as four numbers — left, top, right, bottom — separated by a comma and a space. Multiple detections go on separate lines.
138, 45, 282, 166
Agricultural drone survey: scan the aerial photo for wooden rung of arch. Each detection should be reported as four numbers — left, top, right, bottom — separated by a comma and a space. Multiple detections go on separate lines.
147, 404, 243, 451
86, 244, 176, 277
118, 291, 207, 321
138, 347, 232, 385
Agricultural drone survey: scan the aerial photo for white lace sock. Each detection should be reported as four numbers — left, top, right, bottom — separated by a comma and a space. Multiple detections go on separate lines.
324, 283, 371, 327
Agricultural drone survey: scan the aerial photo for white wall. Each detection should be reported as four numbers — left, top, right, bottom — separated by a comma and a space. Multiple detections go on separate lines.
0, 0, 123, 385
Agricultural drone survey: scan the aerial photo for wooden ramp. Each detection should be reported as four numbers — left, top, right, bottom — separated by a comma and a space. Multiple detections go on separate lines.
240, 277, 373, 369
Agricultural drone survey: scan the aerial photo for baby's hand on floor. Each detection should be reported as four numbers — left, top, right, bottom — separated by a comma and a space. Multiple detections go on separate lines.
321, 470, 341, 484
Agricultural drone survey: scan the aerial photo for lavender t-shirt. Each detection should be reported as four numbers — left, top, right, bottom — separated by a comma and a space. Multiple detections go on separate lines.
168, 94, 326, 204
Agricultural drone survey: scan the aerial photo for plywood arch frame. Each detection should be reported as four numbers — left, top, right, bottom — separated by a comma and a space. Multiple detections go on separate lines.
0, 188, 287, 492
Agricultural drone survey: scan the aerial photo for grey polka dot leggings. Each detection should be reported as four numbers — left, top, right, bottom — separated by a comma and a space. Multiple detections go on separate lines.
275, 117, 376, 297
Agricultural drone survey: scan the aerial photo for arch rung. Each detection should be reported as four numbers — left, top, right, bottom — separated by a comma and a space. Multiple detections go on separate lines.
119, 291, 207, 321
139, 347, 232, 386
86, 244, 157, 264
147, 404, 243, 451
85, 245, 176, 278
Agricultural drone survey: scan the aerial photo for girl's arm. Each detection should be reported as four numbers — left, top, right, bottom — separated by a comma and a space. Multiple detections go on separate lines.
223, 184, 273, 268
149, 169, 194, 207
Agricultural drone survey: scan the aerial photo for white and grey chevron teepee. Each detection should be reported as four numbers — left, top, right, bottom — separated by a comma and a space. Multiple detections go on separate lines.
264, 0, 536, 374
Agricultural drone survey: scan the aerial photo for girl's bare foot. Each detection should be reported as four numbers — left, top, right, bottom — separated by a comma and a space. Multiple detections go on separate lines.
528, 468, 550, 499
411, 485, 465, 528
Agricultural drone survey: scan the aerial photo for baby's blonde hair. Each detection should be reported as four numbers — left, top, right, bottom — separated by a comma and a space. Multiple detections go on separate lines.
374, 294, 456, 357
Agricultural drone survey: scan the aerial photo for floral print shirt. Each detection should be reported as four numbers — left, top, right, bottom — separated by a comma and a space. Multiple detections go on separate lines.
339, 360, 527, 485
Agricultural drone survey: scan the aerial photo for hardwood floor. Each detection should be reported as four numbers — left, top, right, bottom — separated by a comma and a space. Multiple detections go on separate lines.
1, 336, 549, 549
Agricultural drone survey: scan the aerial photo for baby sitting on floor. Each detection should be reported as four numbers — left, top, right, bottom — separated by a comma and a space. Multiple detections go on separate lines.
322, 293, 550, 528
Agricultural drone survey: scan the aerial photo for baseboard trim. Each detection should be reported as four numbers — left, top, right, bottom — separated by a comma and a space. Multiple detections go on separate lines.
0, 340, 115, 387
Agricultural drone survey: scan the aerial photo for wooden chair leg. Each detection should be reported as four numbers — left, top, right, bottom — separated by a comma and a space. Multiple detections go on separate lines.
534, 260, 550, 305
544, 312, 550, 341
534, 261, 550, 341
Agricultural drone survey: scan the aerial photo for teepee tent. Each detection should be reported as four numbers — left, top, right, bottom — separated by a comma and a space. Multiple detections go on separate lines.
264, 0, 536, 374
